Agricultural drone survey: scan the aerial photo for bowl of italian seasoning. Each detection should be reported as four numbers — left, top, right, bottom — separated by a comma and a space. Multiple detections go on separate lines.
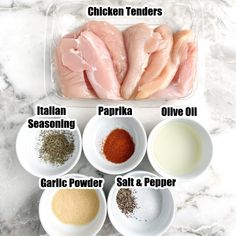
16, 119, 82, 177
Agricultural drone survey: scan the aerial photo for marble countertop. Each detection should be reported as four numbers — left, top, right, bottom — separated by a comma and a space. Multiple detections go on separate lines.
0, 0, 236, 235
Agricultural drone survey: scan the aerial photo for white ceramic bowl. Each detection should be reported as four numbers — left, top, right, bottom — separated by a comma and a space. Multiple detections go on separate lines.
108, 170, 174, 236
83, 116, 147, 175
147, 118, 213, 180
39, 174, 107, 236
16, 119, 82, 178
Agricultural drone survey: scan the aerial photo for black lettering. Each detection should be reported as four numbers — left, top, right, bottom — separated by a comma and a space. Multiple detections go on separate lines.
39, 178, 67, 188
36, 105, 67, 116
116, 177, 122, 187
136, 178, 142, 187
87, 7, 93, 16
173, 179, 176, 186
161, 107, 184, 117
144, 177, 150, 186
126, 6, 131, 16
144, 177, 176, 188
40, 178, 46, 188
110, 108, 115, 116
185, 107, 197, 116
37, 106, 41, 115
93, 180, 98, 187
158, 8, 162, 16
69, 178, 74, 187
179, 109, 184, 116
35, 120, 39, 128
98, 180, 103, 187
87, 178, 93, 187
28, 119, 34, 128
60, 107, 66, 116
98, 106, 103, 115
128, 108, 132, 115
161, 107, 167, 116
186, 107, 190, 116
161, 179, 167, 187
113, 8, 118, 16
80, 179, 88, 187
61, 179, 67, 187
97, 105, 133, 117
69, 120, 75, 129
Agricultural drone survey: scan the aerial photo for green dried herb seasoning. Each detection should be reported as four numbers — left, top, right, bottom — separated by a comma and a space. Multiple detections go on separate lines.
38, 130, 75, 165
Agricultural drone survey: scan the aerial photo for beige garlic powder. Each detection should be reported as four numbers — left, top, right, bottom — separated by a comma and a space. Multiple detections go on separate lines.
52, 189, 99, 225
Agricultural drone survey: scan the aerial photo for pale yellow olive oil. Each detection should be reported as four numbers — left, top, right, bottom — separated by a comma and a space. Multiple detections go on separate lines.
152, 122, 202, 175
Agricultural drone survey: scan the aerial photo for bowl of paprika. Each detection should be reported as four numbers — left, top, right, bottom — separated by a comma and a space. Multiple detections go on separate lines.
83, 115, 147, 175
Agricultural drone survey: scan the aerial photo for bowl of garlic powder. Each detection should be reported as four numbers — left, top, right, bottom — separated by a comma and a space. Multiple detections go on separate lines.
39, 174, 107, 236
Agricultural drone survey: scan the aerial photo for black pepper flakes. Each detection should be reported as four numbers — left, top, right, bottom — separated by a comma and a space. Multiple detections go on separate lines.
116, 188, 137, 217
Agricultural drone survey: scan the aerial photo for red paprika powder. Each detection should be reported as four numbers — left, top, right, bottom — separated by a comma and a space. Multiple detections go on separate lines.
103, 128, 135, 164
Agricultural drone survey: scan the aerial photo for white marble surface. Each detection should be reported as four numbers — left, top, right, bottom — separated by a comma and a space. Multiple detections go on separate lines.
0, 0, 236, 235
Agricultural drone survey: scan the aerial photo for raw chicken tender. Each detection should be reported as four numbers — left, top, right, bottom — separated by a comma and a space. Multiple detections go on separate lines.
76, 31, 121, 100
139, 25, 173, 85
120, 23, 161, 99
65, 21, 127, 84
56, 38, 96, 99
56, 31, 121, 100
135, 30, 194, 99
151, 42, 197, 99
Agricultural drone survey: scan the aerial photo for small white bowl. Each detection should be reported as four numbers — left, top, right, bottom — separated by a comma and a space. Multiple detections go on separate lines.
108, 170, 174, 236
39, 174, 107, 236
147, 118, 213, 181
16, 119, 82, 178
83, 115, 147, 175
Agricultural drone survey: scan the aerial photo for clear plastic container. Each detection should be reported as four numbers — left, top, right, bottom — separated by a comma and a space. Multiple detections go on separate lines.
44, 0, 204, 107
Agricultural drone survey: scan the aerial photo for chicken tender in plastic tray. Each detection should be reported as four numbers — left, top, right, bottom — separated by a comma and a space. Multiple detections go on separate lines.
44, 0, 204, 107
